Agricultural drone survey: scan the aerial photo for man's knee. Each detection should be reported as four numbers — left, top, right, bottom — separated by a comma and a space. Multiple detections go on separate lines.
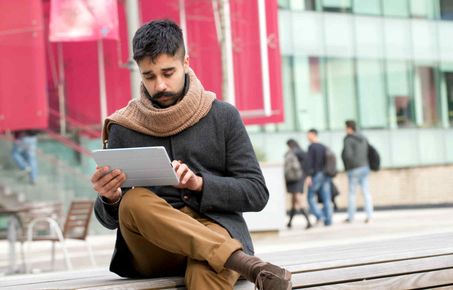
119, 187, 160, 220
185, 260, 239, 290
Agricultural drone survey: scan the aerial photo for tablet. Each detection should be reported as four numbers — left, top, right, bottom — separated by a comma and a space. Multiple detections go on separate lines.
92, 146, 179, 187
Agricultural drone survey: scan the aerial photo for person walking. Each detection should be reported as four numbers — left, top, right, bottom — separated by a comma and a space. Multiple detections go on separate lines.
284, 139, 311, 229
91, 19, 291, 290
11, 130, 38, 185
342, 120, 373, 223
305, 129, 333, 226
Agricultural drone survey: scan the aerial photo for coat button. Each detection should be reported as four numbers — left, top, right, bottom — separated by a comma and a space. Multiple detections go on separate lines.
183, 195, 189, 200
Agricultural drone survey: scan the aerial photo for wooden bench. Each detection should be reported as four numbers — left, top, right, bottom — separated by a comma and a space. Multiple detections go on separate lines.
1, 232, 453, 289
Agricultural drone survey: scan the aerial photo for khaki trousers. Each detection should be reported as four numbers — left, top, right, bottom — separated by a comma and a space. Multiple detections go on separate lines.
119, 187, 242, 290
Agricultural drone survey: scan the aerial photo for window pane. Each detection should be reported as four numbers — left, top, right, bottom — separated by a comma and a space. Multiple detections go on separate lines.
386, 61, 415, 127
325, 58, 357, 129
383, 0, 409, 17
291, 57, 327, 131
289, 0, 305, 10
410, 0, 436, 19
356, 60, 387, 128
278, 0, 290, 9
353, 0, 381, 15
276, 56, 297, 131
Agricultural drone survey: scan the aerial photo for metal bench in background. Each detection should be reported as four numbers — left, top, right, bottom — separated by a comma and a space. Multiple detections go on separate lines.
26, 200, 95, 272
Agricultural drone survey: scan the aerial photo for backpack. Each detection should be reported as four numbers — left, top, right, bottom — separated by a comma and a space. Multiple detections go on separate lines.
284, 151, 303, 182
324, 147, 338, 177
368, 143, 380, 171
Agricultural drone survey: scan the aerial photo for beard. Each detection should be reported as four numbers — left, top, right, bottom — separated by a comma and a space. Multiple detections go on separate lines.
144, 74, 189, 108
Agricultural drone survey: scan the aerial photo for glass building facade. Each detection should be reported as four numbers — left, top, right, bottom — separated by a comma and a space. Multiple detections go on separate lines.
247, 0, 453, 168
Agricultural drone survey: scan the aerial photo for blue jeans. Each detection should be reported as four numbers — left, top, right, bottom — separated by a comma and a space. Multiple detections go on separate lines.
347, 166, 373, 220
307, 172, 332, 225
11, 136, 38, 184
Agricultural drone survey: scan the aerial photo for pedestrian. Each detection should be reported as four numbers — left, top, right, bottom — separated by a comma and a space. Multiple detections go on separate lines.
342, 120, 373, 223
305, 129, 333, 226
11, 130, 38, 185
284, 139, 311, 229
90, 19, 291, 290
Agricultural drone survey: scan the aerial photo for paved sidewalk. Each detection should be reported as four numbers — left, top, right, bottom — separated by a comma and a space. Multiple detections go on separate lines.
1, 207, 452, 276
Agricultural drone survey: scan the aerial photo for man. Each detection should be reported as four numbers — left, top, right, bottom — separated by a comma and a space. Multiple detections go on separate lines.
11, 130, 38, 185
342, 120, 373, 223
90, 19, 291, 290
305, 129, 332, 226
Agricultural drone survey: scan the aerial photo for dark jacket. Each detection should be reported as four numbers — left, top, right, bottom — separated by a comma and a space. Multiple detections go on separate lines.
306, 142, 327, 176
342, 133, 369, 171
94, 100, 269, 278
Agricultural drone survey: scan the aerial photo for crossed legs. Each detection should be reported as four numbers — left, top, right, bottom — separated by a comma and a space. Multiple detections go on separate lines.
119, 187, 241, 290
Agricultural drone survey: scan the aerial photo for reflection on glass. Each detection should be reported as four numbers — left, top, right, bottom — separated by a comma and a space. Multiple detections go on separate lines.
440, 0, 453, 20
323, 0, 352, 12
417, 67, 439, 127
444, 72, 453, 125
278, 0, 290, 9
394, 96, 415, 127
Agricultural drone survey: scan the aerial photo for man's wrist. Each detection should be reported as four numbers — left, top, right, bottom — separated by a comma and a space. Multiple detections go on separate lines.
98, 192, 122, 206
194, 176, 203, 192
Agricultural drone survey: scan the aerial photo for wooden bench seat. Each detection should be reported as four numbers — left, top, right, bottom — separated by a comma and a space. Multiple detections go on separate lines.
1, 232, 453, 289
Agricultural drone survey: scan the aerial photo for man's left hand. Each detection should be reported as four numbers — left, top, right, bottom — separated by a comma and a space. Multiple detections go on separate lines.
172, 160, 203, 192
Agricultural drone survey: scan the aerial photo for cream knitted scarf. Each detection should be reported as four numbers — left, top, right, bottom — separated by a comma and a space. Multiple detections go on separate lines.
102, 68, 216, 145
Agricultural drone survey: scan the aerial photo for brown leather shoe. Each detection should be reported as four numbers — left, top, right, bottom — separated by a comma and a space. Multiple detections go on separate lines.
254, 263, 292, 290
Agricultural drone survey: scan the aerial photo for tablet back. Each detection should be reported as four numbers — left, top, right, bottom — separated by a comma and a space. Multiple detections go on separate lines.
92, 146, 179, 187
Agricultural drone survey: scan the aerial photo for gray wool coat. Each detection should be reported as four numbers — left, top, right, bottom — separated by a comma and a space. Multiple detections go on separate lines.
94, 100, 269, 278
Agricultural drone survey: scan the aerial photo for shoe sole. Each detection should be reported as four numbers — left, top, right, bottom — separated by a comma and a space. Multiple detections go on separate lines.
284, 270, 292, 290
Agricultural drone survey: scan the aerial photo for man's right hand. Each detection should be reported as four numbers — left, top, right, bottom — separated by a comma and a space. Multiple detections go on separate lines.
91, 166, 126, 204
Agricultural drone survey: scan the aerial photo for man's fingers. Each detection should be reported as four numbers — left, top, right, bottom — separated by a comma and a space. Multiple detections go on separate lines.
93, 169, 124, 193
91, 166, 110, 183
103, 175, 125, 194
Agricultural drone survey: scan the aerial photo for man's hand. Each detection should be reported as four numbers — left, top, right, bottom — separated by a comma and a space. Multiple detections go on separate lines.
91, 166, 126, 203
172, 160, 203, 191
306, 176, 312, 187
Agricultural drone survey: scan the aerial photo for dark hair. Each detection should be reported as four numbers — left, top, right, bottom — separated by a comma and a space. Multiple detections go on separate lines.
345, 120, 357, 132
286, 139, 300, 149
308, 128, 318, 135
133, 19, 185, 63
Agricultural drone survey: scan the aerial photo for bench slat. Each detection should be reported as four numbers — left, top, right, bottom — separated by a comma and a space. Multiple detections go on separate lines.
301, 268, 453, 290
263, 232, 453, 272
2, 232, 452, 290
292, 254, 453, 287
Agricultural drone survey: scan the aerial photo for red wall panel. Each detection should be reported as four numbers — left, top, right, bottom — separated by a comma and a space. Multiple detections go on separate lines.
0, 0, 48, 131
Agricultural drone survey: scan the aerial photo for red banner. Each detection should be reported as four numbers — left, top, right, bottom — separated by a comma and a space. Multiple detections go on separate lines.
49, 0, 119, 42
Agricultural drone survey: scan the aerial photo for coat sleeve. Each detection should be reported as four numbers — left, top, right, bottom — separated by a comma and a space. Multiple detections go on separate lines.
93, 125, 121, 230
198, 106, 269, 213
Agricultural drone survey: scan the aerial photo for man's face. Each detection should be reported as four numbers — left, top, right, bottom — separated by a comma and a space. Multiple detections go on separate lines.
307, 132, 316, 143
138, 53, 189, 108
